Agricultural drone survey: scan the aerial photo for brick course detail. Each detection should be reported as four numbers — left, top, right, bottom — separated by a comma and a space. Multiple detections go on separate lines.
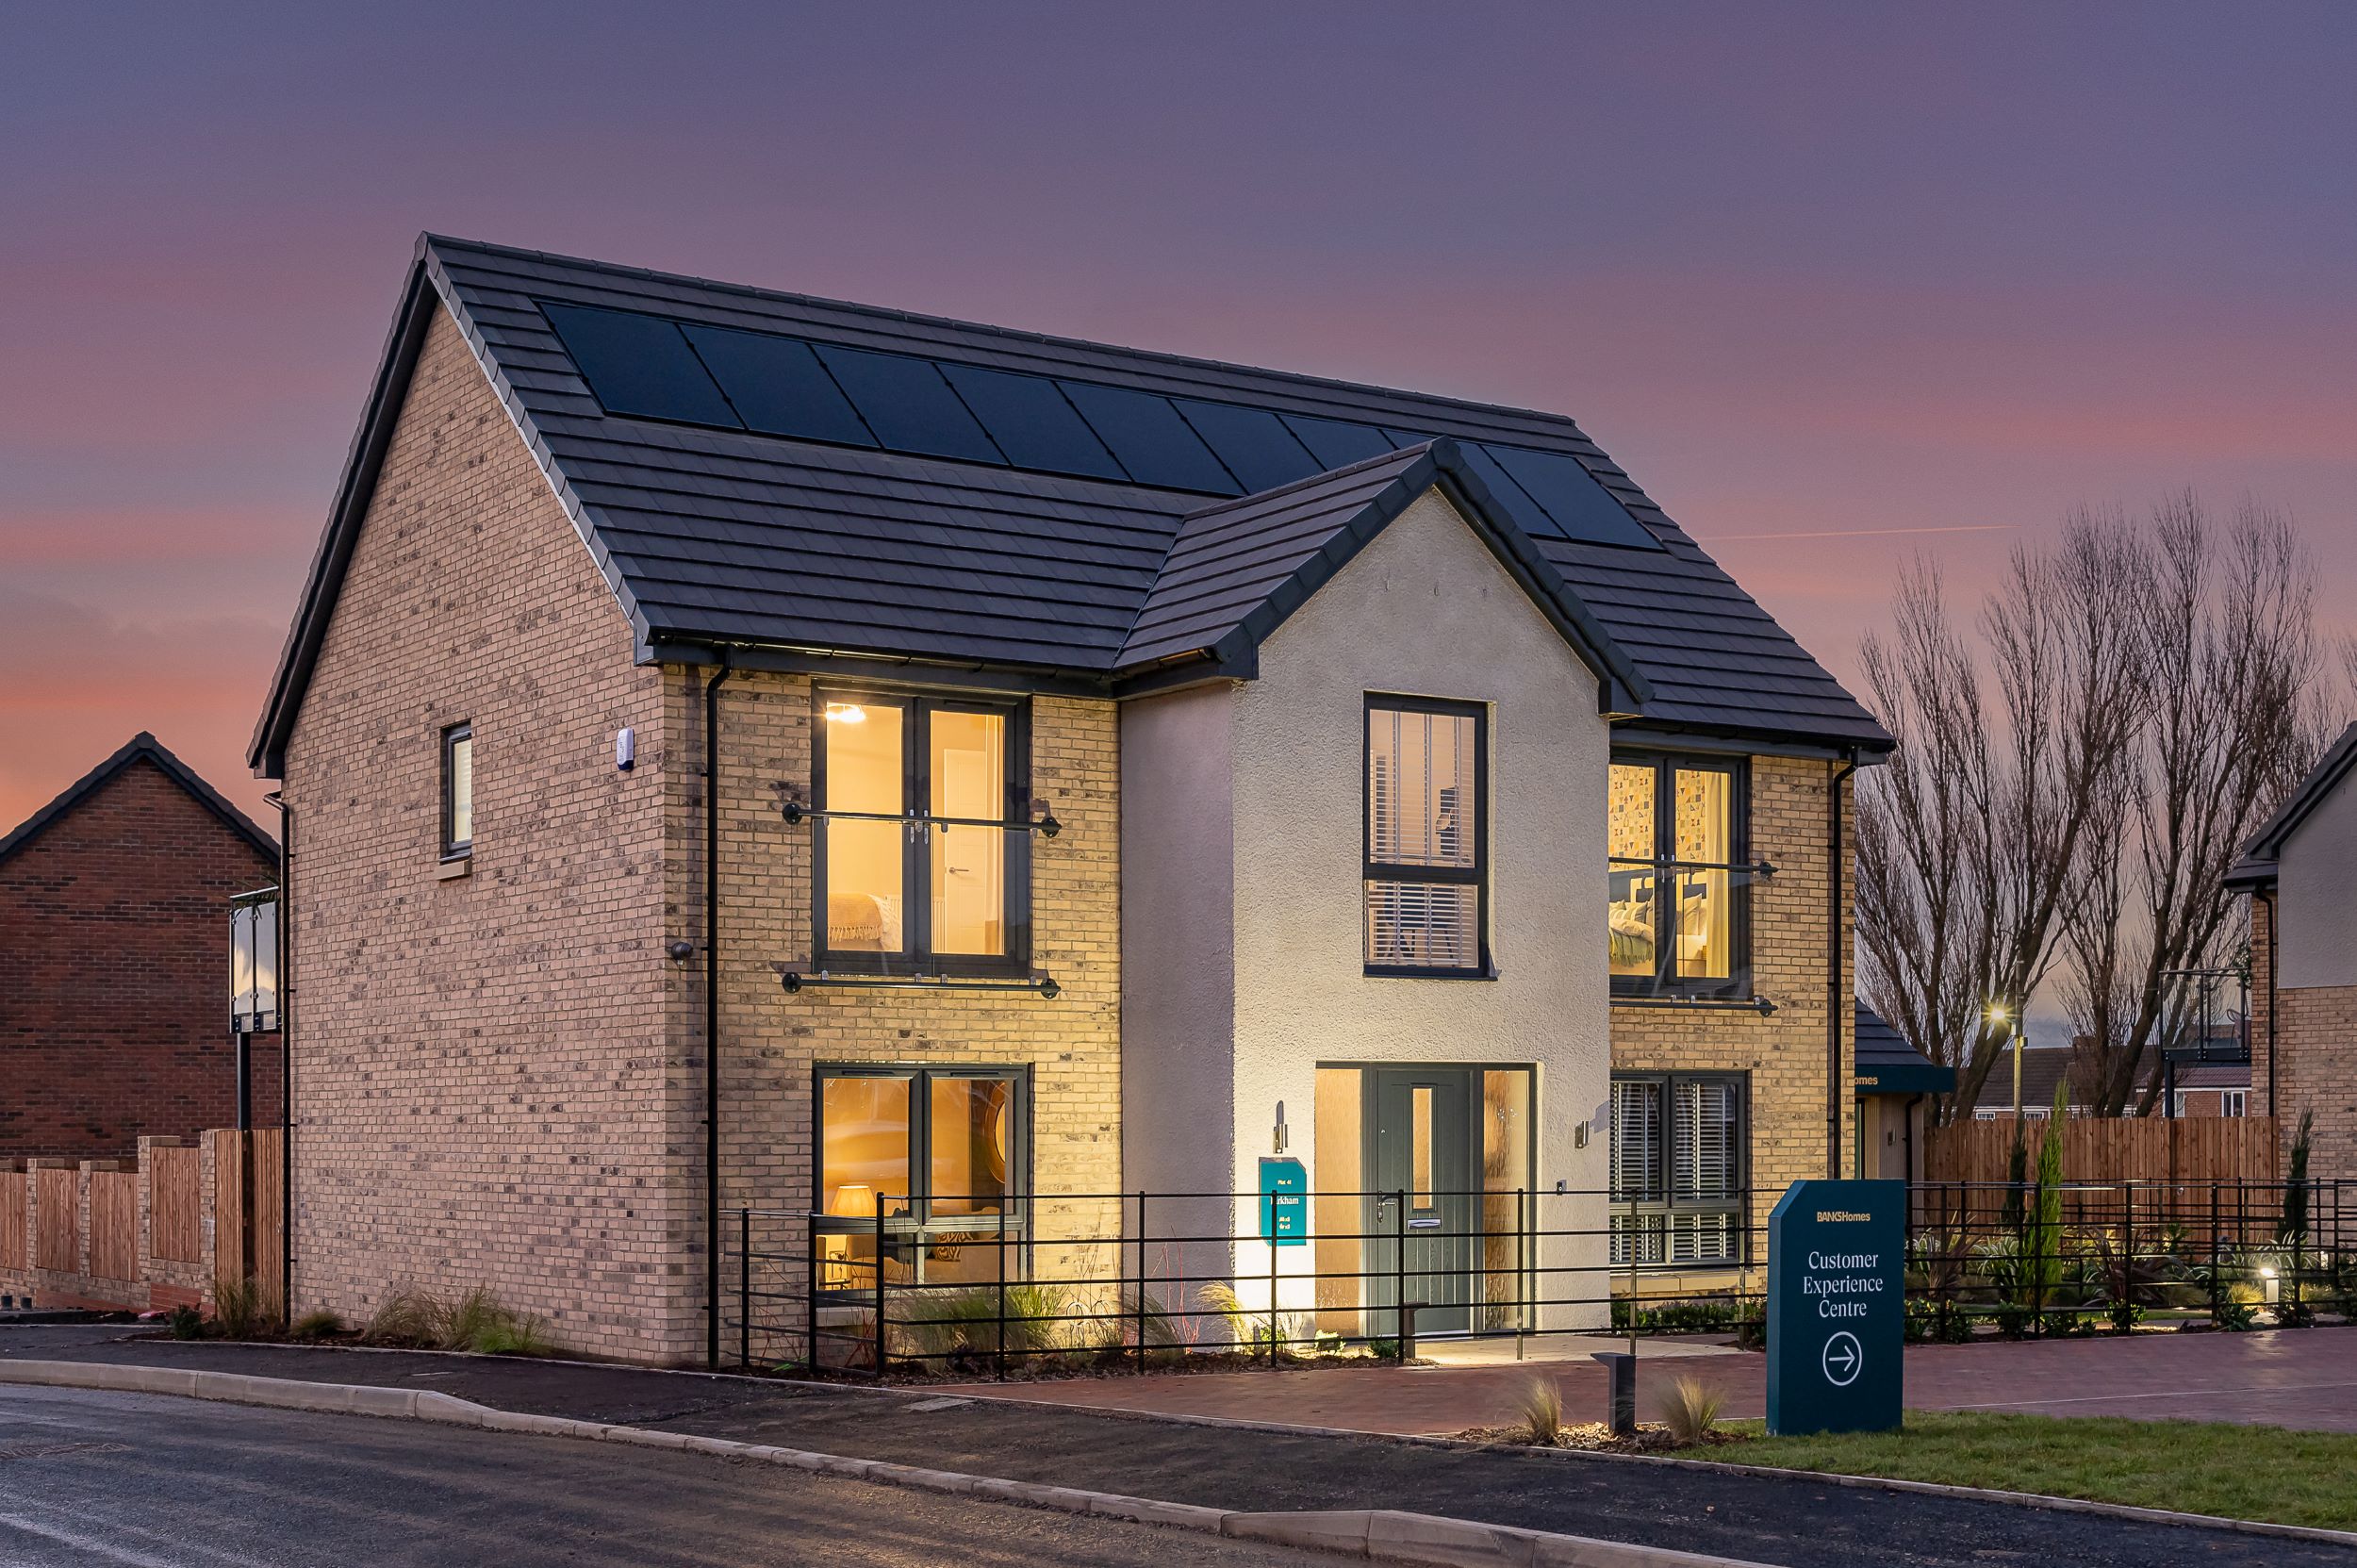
0, 757, 281, 1162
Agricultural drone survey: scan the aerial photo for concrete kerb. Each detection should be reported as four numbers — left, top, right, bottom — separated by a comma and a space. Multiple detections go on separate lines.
0, 1360, 1766, 1568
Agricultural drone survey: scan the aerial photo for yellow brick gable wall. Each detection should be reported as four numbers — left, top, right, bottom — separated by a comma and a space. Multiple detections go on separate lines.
680, 668, 1124, 1359
1609, 755, 1855, 1257
281, 306, 695, 1361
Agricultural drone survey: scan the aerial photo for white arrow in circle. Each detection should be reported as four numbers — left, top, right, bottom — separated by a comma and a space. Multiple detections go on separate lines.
1821, 1330, 1862, 1387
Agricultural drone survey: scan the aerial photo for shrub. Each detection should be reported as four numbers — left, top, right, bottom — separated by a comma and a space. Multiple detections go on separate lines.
210, 1275, 276, 1340
291, 1308, 346, 1341
1657, 1376, 1725, 1445
361, 1287, 445, 1348
1518, 1376, 1563, 1444
165, 1303, 206, 1340
898, 1282, 1080, 1361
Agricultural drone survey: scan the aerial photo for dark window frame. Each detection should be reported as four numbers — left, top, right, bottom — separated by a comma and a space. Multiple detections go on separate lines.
811, 1063, 1033, 1292
1607, 751, 1752, 1000
439, 721, 473, 861
811, 688, 1032, 979
1608, 1069, 1750, 1270
1362, 695, 1492, 980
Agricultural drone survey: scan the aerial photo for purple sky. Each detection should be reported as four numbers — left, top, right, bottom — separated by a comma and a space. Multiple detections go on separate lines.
6, 1, 2354, 829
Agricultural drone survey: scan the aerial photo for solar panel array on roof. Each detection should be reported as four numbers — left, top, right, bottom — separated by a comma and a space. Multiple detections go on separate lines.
536, 299, 1667, 553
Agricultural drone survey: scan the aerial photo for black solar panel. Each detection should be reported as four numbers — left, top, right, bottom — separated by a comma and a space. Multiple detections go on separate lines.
684, 325, 873, 447
1058, 382, 1240, 494
1456, 442, 1569, 541
814, 345, 1004, 465
1479, 444, 1662, 551
541, 304, 742, 428
940, 364, 1126, 481
1174, 400, 1322, 493
1282, 414, 1393, 470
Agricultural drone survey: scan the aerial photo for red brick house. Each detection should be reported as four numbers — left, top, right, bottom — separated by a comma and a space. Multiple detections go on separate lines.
0, 734, 281, 1161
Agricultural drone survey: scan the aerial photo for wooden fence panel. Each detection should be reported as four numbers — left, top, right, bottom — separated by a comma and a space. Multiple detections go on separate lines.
149, 1146, 203, 1263
89, 1172, 138, 1281
0, 1173, 24, 1271
209, 1129, 285, 1305
35, 1168, 77, 1273
1925, 1114, 2278, 1187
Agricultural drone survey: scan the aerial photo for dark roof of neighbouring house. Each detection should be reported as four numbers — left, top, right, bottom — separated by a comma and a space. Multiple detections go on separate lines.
251, 234, 1892, 773
0, 733, 276, 867
2227, 720, 2357, 890
1853, 1003, 1954, 1096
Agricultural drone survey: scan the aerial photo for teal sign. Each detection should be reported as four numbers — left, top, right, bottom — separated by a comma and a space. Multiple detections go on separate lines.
1258, 1157, 1307, 1246
1767, 1180, 1904, 1435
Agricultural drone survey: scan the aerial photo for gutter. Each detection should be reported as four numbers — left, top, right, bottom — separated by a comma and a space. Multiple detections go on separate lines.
2260, 887, 2279, 1121
1827, 751, 1858, 1179
703, 653, 733, 1368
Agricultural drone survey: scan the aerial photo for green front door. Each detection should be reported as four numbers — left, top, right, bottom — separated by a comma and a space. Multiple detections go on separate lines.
1364, 1067, 1479, 1335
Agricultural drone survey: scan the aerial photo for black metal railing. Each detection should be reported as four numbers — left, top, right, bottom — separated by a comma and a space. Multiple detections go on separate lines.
717, 1178, 2357, 1378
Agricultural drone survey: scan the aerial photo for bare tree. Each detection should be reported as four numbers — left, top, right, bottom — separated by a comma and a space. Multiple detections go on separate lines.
1855, 512, 2147, 1122
2065, 496, 2320, 1114
1855, 494, 2318, 1123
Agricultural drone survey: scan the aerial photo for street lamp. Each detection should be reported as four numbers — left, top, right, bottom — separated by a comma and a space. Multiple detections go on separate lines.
1985, 1000, 2024, 1119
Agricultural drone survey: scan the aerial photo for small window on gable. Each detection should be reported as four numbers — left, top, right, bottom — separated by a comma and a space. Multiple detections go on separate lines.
440, 722, 474, 860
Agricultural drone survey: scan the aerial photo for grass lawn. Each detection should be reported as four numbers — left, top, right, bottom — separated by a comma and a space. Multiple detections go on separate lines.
1717, 1411, 2357, 1531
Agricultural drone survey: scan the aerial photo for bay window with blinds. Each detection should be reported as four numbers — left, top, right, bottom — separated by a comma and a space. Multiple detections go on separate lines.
813, 690, 1029, 976
1609, 1072, 1747, 1267
1607, 752, 1750, 999
1363, 696, 1489, 978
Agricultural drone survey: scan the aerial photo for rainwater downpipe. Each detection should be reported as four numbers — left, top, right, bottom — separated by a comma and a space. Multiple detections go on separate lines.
703, 652, 733, 1368
266, 791, 294, 1323
1827, 751, 1858, 1180
2261, 887, 2280, 1121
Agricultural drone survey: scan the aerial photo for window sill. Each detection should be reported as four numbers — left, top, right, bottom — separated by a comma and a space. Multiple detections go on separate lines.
1611, 993, 1770, 1015
436, 855, 472, 881
1363, 962, 1499, 982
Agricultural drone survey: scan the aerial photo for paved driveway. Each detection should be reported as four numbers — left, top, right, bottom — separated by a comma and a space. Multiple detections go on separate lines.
942, 1326, 2357, 1436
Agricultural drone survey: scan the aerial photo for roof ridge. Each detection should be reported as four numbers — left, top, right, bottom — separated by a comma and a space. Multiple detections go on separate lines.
420, 234, 1603, 437
1, 733, 276, 867
1173, 439, 1444, 522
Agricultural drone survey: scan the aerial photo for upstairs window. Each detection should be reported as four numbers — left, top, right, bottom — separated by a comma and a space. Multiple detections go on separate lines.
439, 722, 474, 860
1364, 697, 1488, 977
1608, 753, 1748, 999
815, 691, 1029, 975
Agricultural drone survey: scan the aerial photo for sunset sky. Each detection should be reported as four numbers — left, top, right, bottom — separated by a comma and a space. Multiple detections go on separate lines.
6, 1, 2354, 833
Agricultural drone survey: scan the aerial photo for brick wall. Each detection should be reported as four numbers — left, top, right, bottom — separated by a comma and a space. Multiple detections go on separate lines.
0, 757, 281, 1161
689, 668, 1125, 1359
1609, 754, 1855, 1251
281, 306, 694, 1362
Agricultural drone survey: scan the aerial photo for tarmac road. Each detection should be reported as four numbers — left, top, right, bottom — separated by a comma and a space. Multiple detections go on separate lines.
0, 1384, 1329, 1568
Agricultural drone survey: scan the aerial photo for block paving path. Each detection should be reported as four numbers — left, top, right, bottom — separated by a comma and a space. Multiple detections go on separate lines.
6, 1323, 2354, 1568
940, 1326, 2357, 1436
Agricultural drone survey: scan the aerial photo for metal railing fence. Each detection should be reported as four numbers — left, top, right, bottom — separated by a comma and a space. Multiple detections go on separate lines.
717, 1178, 2357, 1378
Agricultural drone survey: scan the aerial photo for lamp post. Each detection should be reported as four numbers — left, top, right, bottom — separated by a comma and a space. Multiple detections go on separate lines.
1986, 1001, 2023, 1119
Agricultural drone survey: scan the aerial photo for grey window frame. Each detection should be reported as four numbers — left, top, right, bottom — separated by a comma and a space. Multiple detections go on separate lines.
439, 721, 473, 861
1607, 751, 1752, 1000
1362, 695, 1491, 980
1608, 1071, 1749, 1270
811, 1063, 1031, 1296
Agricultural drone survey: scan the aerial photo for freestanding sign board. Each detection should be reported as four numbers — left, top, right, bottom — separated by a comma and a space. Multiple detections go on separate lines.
1766, 1179, 1904, 1435
1258, 1157, 1307, 1246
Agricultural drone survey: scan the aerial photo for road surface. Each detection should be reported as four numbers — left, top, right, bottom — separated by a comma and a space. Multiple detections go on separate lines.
0, 1384, 1327, 1568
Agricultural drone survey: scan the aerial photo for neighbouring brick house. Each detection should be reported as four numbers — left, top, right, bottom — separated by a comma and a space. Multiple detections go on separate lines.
0, 733, 280, 1164
2229, 720, 2357, 1179
247, 236, 1887, 1364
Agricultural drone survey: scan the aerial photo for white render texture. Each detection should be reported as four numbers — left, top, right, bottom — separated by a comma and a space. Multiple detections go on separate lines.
1123, 486, 1613, 1328
2279, 769, 2357, 989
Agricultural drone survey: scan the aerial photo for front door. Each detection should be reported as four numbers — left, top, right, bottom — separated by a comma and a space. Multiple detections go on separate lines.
1364, 1067, 1479, 1335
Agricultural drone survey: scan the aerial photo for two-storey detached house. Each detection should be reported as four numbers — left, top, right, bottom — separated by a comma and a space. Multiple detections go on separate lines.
249, 237, 1888, 1362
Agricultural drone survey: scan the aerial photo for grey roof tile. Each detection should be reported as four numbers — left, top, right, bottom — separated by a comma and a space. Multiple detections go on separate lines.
252, 236, 1891, 772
